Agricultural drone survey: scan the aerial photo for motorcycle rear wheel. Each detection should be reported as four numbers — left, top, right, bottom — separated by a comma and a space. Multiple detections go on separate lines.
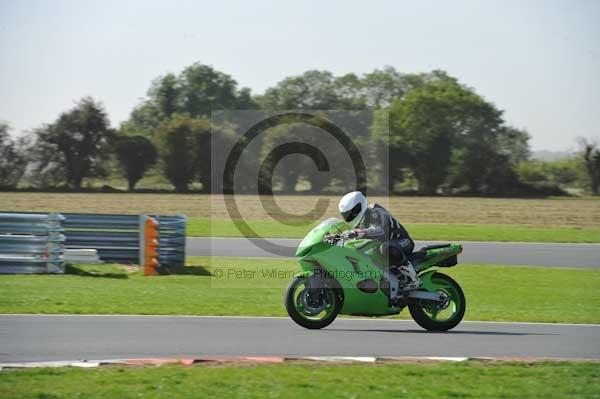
408, 273, 466, 331
285, 276, 341, 329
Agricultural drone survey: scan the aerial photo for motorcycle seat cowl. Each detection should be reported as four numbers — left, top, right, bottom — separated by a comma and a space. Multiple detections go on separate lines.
407, 250, 428, 263
408, 243, 452, 263
419, 244, 451, 251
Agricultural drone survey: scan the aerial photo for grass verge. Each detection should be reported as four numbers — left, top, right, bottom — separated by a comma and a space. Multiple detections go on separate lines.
190, 218, 600, 242
0, 257, 598, 323
1, 362, 598, 399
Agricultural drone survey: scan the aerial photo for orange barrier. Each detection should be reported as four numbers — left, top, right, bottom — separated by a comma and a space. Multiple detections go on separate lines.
143, 217, 159, 276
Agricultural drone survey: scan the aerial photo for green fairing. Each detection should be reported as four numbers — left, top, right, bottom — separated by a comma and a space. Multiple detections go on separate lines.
293, 218, 463, 316
295, 218, 349, 257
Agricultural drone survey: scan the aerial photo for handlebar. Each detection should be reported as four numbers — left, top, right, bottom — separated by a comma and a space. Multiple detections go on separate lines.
324, 231, 356, 245
324, 233, 343, 245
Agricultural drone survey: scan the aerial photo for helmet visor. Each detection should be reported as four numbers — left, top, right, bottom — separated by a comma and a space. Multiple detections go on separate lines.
341, 203, 362, 223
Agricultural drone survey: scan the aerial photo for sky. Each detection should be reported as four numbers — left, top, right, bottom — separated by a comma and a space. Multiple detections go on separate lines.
1, 0, 599, 151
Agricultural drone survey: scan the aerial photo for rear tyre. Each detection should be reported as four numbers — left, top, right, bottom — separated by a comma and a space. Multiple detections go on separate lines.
285, 276, 341, 329
408, 273, 465, 331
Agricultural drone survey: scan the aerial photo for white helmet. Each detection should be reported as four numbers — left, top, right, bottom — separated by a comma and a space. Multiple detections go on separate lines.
338, 191, 367, 228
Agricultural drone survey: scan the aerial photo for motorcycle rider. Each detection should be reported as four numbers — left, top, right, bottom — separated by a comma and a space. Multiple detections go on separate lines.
338, 191, 419, 291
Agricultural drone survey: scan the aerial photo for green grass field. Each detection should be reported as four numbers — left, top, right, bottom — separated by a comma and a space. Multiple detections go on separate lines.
1, 362, 598, 399
190, 217, 600, 242
2, 193, 599, 242
1, 257, 598, 323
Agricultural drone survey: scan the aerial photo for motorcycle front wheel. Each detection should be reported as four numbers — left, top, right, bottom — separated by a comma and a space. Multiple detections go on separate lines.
408, 272, 466, 331
285, 276, 341, 329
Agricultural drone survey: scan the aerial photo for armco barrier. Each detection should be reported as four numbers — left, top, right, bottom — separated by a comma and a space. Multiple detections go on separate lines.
62, 213, 186, 270
62, 213, 140, 263
0, 212, 186, 272
155, 215, 186, 269
0, 213, 66, 274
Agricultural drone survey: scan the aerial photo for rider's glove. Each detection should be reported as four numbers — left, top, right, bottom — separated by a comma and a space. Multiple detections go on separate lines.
343, 230, 362, 239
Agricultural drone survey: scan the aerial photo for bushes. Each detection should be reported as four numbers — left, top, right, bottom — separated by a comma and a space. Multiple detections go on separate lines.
516, 157, 585, 195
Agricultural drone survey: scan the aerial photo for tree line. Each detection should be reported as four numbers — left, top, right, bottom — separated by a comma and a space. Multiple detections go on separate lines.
1, 62, 599, 196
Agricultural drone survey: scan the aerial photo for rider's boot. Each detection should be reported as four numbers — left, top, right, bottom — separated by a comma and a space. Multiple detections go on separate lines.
397, 261, 420, 291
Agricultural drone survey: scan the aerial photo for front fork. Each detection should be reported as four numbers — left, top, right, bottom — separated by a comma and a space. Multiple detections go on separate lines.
306, 272, 325, 289
304, 273, 329, 307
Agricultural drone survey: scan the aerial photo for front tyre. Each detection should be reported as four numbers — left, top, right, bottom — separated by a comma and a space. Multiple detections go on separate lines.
285, 276, 341, 329
409, 273, 466, 331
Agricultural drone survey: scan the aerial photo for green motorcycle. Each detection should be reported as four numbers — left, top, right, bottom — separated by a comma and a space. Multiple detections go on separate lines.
285, 218, 466, 331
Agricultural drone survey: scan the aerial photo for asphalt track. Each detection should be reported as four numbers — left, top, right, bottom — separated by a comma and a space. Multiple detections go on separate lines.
188, 237, 600, 268
1, 315, 598, 362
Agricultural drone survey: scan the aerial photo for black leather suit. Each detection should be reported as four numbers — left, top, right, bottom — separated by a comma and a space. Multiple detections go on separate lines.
357, 203, 414, 265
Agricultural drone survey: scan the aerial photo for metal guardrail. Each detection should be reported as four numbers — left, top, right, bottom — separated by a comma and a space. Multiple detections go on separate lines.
62, 213, 140, 263
155, 215, 186, 269
0, 212, 187, 272
0, 213, 66, 274
62, 213, 186, 269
